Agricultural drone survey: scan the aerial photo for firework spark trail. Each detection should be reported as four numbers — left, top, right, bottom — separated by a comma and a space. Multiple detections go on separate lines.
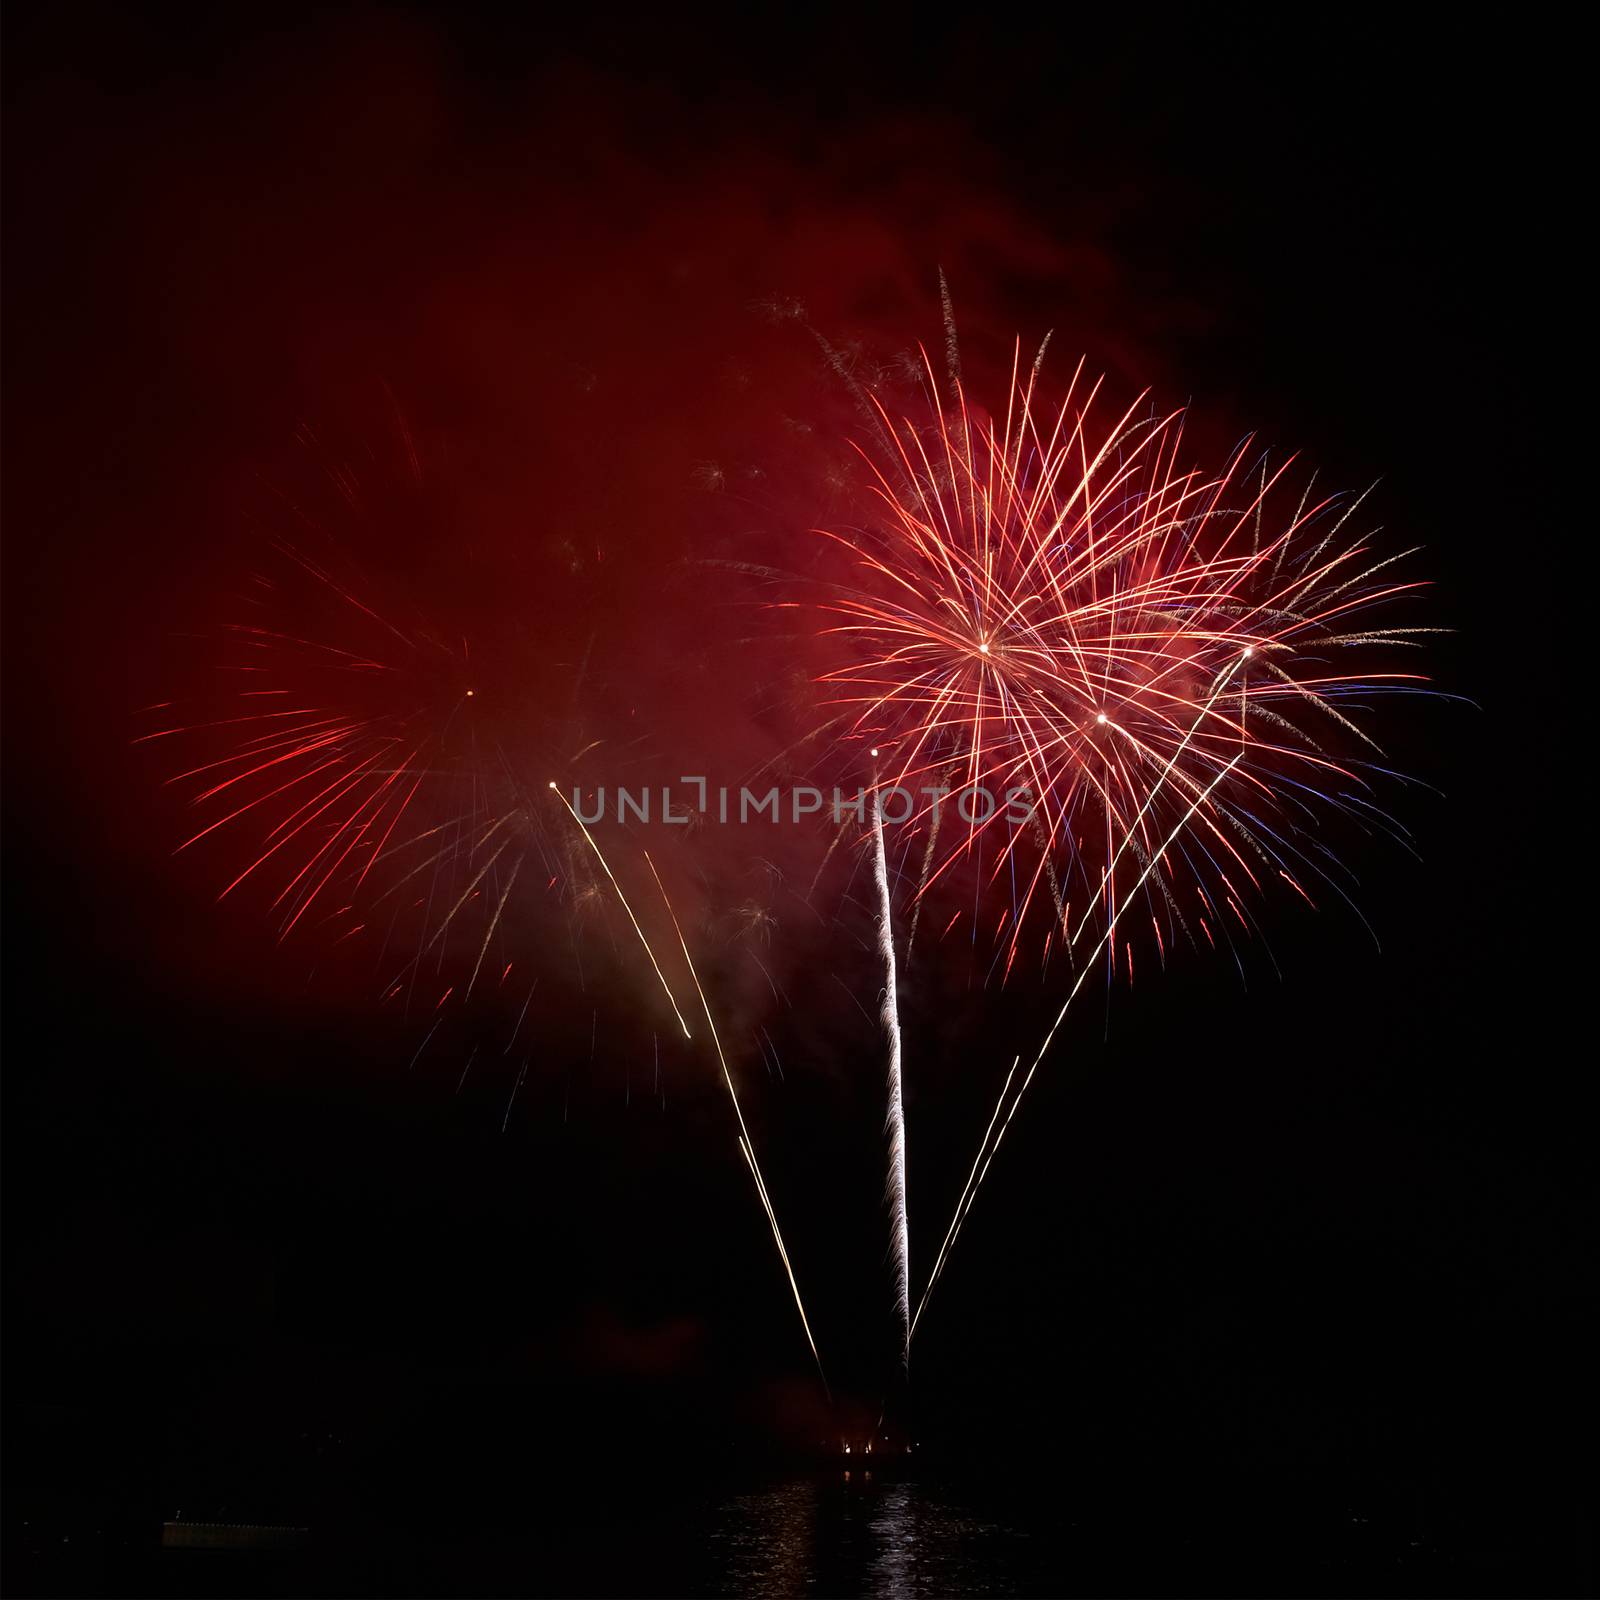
910, 1052, 1016, 1337
870, 753, 911, 1365
911, 750, 1245, 1338
467, 858, 522, 999
643, 853, 830, 1399
548, 784, 692, 1040
911, 654, 1254, 1327
902, 772, 945, 968
502, 1057, 529, 1132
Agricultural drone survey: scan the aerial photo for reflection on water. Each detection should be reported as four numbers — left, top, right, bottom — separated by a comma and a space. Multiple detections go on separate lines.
42, 1460, 1503, 1596
704, 1474, 1023, 1598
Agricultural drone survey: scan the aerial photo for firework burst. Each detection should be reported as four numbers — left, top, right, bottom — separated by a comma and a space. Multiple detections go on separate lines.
136, 526, 567, 1025
807, 333, 1439, 1336
815, 340, 1435, 984
140, 399, 833, 1390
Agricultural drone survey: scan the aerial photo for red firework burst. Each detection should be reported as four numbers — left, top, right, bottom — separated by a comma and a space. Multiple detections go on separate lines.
813, 340, 1437, 985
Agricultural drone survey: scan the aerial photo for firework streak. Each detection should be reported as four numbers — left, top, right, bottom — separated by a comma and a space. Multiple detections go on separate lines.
145, 332, 1437, 1393
641, 850, 830, 1397
542, 796, 827, 1396
870, 752, 911, 1365
544, 784, 827, 1389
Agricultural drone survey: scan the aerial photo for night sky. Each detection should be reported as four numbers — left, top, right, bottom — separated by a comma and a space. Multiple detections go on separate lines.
3, 8, 1589, 1596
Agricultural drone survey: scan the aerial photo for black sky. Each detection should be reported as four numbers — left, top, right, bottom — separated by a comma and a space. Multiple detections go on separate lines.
3, 7, 1589, 1596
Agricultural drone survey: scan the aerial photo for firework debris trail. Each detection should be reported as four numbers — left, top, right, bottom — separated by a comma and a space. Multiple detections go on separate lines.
548, 784, 692, 1041
550, 778, 828, 1395
870, 751, 911, 1367
641, 852, 831, 1402
908, 657, 1243, 1329
912, 709, 1247, 1339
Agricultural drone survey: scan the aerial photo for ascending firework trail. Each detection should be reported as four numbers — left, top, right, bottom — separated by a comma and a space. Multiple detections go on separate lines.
870, 750, 911, 1370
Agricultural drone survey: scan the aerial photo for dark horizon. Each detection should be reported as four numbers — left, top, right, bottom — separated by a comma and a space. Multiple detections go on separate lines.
3, 8, 1588, 1596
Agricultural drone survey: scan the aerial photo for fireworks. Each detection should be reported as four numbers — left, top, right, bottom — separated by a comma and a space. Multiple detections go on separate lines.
816, 342, 1431, 980
136, 527, 565, 1031
141, 401, 834, 1388
807, 333, 1438, 1336
644, 850, 830, 1399
142, 315, 1438, 1405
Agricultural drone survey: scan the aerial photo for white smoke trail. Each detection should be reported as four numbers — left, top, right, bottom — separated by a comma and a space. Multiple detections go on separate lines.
871, 758, 911, 1364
